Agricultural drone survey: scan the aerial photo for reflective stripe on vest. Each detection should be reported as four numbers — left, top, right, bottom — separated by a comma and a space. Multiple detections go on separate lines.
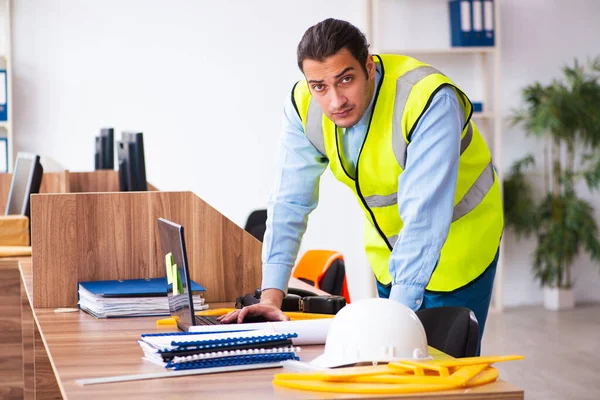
306, 97, 326, 156
392, 66, 473, 169
364, 132, 491, 212
385, 160, 495, 247
392, 66, 442, 169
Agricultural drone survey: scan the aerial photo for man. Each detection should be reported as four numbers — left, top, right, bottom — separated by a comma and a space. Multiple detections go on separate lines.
219, 18, 503, 343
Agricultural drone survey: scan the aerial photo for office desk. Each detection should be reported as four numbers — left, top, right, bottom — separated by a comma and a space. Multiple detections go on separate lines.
12, 259, 523, 400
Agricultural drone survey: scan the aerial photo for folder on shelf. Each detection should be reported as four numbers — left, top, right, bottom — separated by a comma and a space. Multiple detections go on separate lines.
0, 70, 6, 121
449, 0, 474, 47
472, 0, 483, 44
483, 0, 495, 46
449, 0, 495, 47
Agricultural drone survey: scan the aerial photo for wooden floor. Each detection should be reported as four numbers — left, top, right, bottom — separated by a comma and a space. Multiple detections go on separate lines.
481, 303, 600, 400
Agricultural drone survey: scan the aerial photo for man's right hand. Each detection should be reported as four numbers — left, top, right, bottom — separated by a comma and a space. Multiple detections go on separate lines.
216, 288, 291, 324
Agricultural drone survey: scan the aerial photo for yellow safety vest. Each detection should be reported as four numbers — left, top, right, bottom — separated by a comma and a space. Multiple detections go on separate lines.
292, 54, 503, 292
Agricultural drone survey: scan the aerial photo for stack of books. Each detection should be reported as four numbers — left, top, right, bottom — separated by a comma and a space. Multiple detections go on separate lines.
78, 277, 207, 318
138, 330, 300, 371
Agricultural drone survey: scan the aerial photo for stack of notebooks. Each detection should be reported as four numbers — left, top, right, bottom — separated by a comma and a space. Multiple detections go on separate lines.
78, 277, 208, 318
138, 330, 300, 371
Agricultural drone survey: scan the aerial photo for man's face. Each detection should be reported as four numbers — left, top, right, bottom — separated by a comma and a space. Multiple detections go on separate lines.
302, 49, 375, 129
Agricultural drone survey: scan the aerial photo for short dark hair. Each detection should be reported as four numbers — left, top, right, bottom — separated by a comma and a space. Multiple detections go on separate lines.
297, 18, 370, 76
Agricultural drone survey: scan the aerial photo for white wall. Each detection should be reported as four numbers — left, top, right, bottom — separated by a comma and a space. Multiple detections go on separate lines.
11, 0, 600, 306
12, 0, 377, 300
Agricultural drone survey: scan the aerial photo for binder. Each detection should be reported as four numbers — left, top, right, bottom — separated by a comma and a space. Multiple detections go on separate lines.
449, 0, 475, 47
483, 0, 495, 46
0, 70, 6, 121
79, 277, 206, 297
449, 0, 495, 47
472, 0, 483, 44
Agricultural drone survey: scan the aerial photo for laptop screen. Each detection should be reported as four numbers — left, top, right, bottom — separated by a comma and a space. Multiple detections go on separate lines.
157, 218, 195, 327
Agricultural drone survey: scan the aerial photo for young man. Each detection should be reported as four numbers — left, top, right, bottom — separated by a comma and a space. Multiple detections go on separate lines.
219, 18, 503, 342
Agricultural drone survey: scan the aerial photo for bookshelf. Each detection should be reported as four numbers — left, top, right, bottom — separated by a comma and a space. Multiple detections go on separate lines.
0, 0, 12, 173
365, 0, 504, 312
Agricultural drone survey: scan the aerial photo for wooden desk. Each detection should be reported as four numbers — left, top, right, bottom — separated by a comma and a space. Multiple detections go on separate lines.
6, 259, 524, 400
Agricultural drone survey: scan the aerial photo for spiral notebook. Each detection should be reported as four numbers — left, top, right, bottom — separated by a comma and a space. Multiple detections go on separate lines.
139, 329, 301, 371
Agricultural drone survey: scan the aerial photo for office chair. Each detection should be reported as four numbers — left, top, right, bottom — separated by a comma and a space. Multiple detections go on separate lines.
292, 250, 351, 303
415, 306, 480, 358
242, 210, 351, 302
244, 209, 267, 242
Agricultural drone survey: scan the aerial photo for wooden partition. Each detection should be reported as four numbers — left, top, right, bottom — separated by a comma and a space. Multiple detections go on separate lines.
68, 170, 158, 193
1, 169, 157, 215
30, 191, 261, 308
68, 170, 121, 192
0, 171, 70, 213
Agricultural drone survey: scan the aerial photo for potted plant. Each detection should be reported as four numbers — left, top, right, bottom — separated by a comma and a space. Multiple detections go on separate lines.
504, 57, 600, 310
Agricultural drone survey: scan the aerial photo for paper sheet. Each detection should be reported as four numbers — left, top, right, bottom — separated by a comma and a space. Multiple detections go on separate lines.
187, 318, 332, 345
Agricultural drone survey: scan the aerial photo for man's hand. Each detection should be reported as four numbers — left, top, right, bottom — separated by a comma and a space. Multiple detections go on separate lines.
217, 288, 291, 324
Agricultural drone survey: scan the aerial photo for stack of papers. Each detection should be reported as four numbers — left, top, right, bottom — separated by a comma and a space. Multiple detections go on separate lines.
78, 277, 207, 318
138, 330, 300, 371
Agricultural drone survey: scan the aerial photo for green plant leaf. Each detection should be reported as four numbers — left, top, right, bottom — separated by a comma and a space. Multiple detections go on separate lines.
506, 56, 600, 288
503, 155, 538, 237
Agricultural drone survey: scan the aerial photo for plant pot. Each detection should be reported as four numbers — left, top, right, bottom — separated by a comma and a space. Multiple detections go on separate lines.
543, 287, 575, 311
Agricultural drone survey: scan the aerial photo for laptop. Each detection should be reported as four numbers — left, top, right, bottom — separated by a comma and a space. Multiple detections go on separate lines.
157, 218, 222, 331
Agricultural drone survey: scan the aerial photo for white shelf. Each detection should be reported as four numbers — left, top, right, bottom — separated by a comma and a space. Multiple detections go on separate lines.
380, 47, 497, 56
0, 121, 8, 129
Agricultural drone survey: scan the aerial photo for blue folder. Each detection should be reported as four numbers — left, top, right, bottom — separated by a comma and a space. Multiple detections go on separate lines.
79, 277, 206, 297
449, 0, 495, 47
0, 69, 6, 122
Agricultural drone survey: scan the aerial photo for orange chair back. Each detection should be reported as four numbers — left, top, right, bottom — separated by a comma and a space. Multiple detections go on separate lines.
292, 250, 351, 303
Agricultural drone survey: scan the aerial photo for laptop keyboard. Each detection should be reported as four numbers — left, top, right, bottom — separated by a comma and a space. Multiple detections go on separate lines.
194, 315, 221, 326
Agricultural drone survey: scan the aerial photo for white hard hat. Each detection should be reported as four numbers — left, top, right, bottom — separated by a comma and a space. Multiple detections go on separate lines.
310, 298, 429, 368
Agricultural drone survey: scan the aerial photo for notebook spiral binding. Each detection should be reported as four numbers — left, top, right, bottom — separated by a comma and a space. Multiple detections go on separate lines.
170, 333, 298, 348
170, 346, 301, 364
170, 352, 299, 370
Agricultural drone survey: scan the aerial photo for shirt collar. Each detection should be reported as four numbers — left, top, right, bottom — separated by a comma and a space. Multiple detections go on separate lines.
352, 63, 382, 129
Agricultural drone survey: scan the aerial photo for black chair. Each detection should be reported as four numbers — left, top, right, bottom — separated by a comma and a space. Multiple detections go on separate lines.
415, 306, 479, 358
244, 209, 267, 242
316, 257, 346, 296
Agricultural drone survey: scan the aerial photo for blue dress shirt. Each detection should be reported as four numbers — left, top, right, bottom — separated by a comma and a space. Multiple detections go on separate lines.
261, 65, 464, 311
